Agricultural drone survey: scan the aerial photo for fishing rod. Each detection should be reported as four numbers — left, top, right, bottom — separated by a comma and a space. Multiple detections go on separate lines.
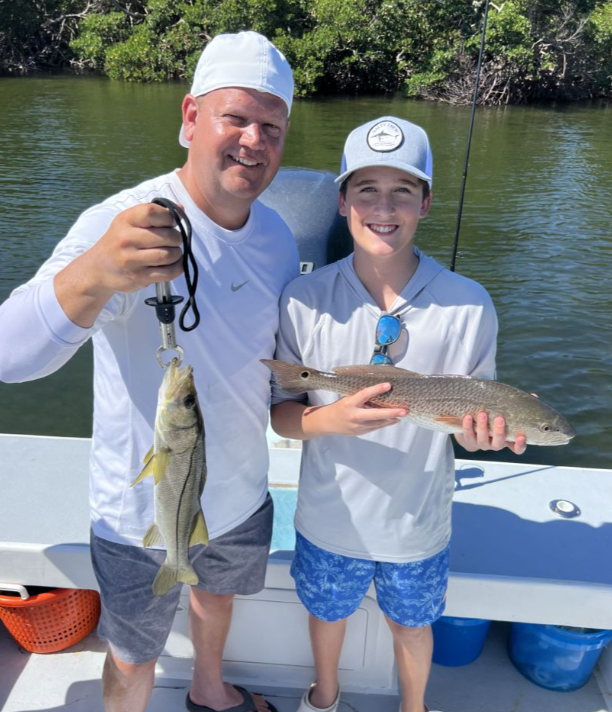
145, 198, 200, 368
449, 0, 492, 272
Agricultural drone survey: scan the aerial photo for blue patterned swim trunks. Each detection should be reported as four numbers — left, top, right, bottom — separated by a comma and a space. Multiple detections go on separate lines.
291, 532, 449, 627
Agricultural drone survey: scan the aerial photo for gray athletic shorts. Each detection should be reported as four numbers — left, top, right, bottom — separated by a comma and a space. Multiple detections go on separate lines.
90, 493, 273, 664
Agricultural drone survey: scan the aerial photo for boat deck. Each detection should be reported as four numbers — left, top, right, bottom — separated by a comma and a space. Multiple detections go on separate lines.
2, 433, 612, 711
1, 620, 610, 712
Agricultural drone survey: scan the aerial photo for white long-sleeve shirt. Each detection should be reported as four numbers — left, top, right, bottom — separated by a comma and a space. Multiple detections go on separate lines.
0, 170, 300, 546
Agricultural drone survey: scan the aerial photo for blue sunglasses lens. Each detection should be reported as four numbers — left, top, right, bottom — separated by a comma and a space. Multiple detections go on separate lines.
370, 352, 393, 365
376, 314, 401, 346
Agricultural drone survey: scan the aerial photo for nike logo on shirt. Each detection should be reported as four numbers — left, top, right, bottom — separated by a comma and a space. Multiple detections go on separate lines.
231, 280, 249, 292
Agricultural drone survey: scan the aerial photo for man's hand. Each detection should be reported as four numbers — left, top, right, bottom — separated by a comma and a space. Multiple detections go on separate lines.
55, 203, 184, 327
304, 382, 408, 437
454, 413, 527, 455
87, 203, 184, 295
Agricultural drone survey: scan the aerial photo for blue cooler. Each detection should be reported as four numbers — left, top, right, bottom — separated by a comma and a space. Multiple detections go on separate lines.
509, 623, 612, 691
432, 616, 492, 666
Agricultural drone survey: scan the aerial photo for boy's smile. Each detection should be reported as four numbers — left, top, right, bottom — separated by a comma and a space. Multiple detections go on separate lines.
339, 166, 432, 265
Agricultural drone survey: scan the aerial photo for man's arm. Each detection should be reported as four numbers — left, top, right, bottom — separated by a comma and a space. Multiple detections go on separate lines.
54, 203, 183, 328
0, 203, 183, 383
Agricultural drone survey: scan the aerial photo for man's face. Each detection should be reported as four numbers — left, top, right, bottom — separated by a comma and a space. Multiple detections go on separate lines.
181, 87, 289, 227
339, 166, 431, 261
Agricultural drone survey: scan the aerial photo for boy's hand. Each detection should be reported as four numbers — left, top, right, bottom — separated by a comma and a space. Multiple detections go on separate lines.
454, 413, 527, 455
310, 383, 408, 436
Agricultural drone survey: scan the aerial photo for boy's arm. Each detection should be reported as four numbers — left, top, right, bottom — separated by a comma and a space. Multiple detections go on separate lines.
270, 285, 404, 441
270, 383, 407, 440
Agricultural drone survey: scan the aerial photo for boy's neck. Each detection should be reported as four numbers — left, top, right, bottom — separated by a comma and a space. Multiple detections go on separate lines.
353, 247, 420, 312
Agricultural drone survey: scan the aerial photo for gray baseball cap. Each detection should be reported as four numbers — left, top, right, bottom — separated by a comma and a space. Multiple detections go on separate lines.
335, 116, 433, 187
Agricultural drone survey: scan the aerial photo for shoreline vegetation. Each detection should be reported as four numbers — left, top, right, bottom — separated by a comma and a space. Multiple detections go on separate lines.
1, 0, 611, 105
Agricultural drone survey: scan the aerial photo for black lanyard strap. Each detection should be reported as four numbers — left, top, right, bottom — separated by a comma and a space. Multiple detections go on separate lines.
149, 197, 200, 332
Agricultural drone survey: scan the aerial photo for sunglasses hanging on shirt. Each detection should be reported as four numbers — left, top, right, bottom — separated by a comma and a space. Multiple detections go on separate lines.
370, 314, 401, 366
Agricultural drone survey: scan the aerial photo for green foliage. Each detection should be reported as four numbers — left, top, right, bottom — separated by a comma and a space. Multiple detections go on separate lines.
3, 0, 612, 103
70, 12, 131, 70
586, 2, 612, 93
404, 48, 457, 98
588, 1, 612, 49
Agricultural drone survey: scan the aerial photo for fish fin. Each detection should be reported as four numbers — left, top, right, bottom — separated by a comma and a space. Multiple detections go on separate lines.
130, 455, 156, 487
143, 522, 164, 548
189, 511, 209, 547
332, 364, 424, 378
434, 415, 465, 429
177, 565, 199, 587
152, 562, 199, 596
153, 450, 169, 485
142, 446, 154, 465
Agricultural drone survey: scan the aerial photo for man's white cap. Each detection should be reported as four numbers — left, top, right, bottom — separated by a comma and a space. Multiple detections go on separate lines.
179, 31, 294, 148
335, 116, 433, 187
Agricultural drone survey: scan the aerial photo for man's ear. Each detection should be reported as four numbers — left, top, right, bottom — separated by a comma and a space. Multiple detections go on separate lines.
181, 94, 199, 144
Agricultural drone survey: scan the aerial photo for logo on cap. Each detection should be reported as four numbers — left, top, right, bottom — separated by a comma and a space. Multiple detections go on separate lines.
367, 121, 403, 152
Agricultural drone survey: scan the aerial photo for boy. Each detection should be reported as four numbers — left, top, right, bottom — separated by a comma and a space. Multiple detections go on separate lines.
269, 116, 526, 712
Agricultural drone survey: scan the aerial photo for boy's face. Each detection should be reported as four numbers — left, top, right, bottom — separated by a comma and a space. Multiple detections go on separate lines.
339, 166, 431, 261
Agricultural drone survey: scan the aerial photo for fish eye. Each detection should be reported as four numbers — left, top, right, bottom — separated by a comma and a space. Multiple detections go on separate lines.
300, 371, 309, 379
540, 424, 551, 432
184, 395, 196, 409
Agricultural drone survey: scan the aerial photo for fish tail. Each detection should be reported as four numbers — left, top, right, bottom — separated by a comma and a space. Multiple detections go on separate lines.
261, 359, 314, 394
152, 562, 198, 597
152, 563, 179, 596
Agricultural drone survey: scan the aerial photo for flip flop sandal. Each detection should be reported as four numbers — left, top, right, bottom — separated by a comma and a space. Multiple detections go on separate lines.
186, 685, 279, 712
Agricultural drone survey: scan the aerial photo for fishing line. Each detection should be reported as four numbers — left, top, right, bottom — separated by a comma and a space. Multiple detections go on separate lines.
450, 0, 492, 272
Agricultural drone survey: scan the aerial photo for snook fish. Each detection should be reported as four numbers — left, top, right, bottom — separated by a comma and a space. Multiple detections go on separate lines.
131, 359, 209, 596
263, 360, 575, 446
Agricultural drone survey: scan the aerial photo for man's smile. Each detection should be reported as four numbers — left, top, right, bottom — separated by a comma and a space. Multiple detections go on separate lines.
229, 154, 261, 167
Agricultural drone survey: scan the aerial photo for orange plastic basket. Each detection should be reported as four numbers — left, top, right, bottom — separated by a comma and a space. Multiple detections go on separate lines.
0, 586, 100, 653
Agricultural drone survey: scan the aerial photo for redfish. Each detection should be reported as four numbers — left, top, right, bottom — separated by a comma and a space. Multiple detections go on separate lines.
263, 360, 575, 446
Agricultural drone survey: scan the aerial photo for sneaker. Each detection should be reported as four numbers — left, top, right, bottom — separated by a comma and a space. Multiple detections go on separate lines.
296, 684, 340, 712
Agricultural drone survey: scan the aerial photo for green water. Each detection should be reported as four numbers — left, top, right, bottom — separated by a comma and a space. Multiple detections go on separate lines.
0, 76, 611, 469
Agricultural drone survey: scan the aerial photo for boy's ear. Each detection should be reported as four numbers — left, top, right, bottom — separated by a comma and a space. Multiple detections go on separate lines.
339, 191, 347, 217
420, 192, 433, 218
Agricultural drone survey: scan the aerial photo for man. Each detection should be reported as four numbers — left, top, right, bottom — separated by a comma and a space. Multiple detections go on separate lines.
0, 31, 299, 712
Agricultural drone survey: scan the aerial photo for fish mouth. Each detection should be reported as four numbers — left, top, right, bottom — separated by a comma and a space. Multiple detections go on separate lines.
542, 431, 576, 446
162, 361, 194, 400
